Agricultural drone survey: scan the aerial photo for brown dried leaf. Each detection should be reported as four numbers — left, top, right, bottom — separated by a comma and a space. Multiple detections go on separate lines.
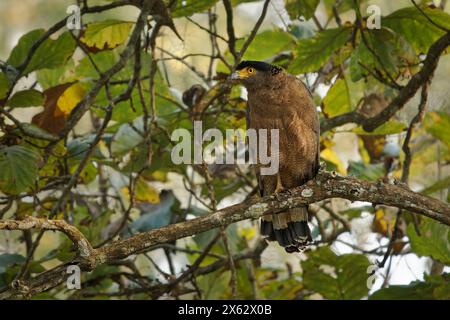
31, 82, 74, 134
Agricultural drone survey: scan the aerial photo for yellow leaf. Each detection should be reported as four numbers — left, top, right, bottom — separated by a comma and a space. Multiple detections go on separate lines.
97, 140, 110, 158
135, 180, 160, 204
373, 208, 394, 236
238, 226, 257, 241
121, 186, 130, 200
321, 136, 335, 149
56, 83, 85, 115
81, 20, 134, 50
357, 137, 371, 164
122, 179, 160, 204
320, 148, 347, 175
151, 170, 168, 182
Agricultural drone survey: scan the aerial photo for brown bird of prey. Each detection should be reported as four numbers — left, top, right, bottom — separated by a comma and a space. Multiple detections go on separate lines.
231, 61, 320, 253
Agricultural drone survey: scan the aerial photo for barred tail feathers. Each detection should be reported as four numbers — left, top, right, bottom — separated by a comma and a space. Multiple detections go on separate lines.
260, 207, 311, 253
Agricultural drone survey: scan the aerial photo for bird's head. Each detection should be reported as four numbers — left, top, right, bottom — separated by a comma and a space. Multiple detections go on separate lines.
230, 60, 282, 88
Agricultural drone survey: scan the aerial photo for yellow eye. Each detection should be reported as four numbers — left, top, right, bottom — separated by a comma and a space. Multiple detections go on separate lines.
248, 67, 255, 74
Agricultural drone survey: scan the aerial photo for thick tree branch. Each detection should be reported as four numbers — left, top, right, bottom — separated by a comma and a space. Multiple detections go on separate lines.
1, 170, 450, 299
97, 170, 450, 264
0, 216, 93, 261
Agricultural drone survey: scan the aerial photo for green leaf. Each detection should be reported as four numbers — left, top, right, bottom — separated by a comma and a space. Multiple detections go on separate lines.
383, 6, 450, 53
407, 218, 450, 265
8, 30, 76, 75
201, 175, 245, 202
76, 51, 118, 79
322, 77, 364, 117
289, 24, 315, 39
0, 254, 25, 273
0, 72, 10, 100
322, 79, 349, 116
83, 264, 118, 292
353, 120, 406, 135
67, 134, 105, 162
80, 52, 175, 124
76, 207, 114, 245
363, 28, 410, 74
289, 27, 352, 74
171, 0, 219, 17
125, 190, 179, 235
216, 30, 295, 73
192, 207, 239, 252
421, 176, 450, 196
349, 28, 416, 82
259, 275, 304, 300
11, 123, 59, 142
0, 145, 40, 195
302, 246, 371, 299
7, 89, 44, 108
36, 60, 75, 90
7, 29, 44, 68
39, 237, 75, 263
197, 270, 230, 299
347, 161, 385, 181
370, 274, 450, 300
340, 206, 373, 219
81, 20, 134, 50
322, 0, 360, 15
110, 117, 145, 155
285, 0, 320, 20
231, 0, 255, 5
70, 161, 98, 185
424, 112, 450, 147
238, 30, 295, 61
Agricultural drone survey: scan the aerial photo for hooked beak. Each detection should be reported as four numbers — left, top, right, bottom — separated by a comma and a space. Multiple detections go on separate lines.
230, 71, 241, 80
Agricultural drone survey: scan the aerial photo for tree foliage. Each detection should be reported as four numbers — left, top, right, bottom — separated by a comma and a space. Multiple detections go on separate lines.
0, 0, 449, 300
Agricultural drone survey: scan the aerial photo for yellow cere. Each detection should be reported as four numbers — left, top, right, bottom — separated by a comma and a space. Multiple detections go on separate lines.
237, 67, 255, 78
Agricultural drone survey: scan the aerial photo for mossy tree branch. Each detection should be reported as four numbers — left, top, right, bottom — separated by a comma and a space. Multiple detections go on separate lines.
1, 170, 449, 299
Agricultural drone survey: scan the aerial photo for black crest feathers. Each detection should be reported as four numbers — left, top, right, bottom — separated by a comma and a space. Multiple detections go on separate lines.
270, 65, 282, 75
236, 60, 282, 75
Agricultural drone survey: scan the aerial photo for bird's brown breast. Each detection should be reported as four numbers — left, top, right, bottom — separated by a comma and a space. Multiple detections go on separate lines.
246, 73, 320, 188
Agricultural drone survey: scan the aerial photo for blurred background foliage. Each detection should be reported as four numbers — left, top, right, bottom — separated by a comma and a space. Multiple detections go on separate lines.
0, 0, 449, 299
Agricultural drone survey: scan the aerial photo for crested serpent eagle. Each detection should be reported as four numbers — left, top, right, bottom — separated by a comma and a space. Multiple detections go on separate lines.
231, 60, 320, 253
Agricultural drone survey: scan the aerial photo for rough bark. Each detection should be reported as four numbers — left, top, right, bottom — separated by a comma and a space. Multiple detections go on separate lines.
1, 170, 449, 299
